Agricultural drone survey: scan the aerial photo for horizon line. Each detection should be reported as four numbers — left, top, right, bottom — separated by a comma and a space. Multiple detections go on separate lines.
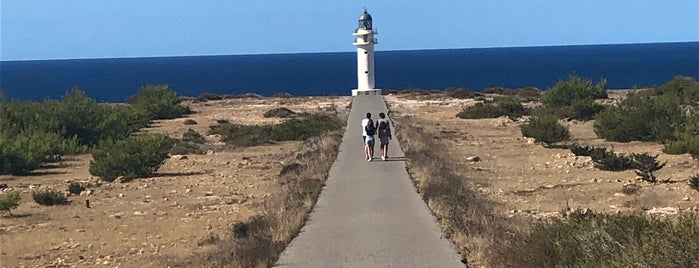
2, 40, 698, 62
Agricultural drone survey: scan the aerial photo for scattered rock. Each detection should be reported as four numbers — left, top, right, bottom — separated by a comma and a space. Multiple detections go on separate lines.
683, 197, 691, 201
110, 213, 125, 219
172, 155, 188, 160
465, 156, 481, 162
204, 191, 214, 196
134, 211, 148, 216
645, 207, 679, 216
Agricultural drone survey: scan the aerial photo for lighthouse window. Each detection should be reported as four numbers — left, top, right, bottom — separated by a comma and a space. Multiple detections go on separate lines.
364, 51, 368, 54
365, 71, 369, 74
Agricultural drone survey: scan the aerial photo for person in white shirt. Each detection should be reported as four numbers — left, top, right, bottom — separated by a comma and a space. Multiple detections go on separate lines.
361, 112, 376, 161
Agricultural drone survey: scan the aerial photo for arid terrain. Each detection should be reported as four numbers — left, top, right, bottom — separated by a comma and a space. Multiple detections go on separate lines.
0, 96, 351, 268
2, 92, 698, 267
385, 92, 698, 219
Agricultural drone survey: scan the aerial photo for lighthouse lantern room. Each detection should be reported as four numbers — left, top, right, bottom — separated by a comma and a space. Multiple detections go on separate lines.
351, 10, 381, 96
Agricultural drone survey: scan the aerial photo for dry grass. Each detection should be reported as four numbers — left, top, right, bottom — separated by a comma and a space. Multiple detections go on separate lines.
390, 111, 527, 267
167, 130, 343, 267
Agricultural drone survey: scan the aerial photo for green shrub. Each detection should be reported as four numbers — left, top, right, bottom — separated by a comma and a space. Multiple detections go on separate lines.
0, 131, 56, 175
594, 92, 683, 142
32, 189, 68, 206
539, 75, 607, 121
631, 153, 666, 183
67, 182, 86, 195
198, 92, 222, 101
457, 97, 529, 119
270, 114, 343, 141
457, 102, 502, 119
569, 144, 607, 157
515, 87, 542, 102
126, 85, 189, 120
89, 134, 174, 182
591, 149, 634, 171
690, 175, 699, 191
183, 119, 197, 125
209, 114, 342, 146
263, 107, 298, 118
382, 89, 399, 95
182, 129, 205, 144
542, 74, 607, 108
0, 191, 21, 215
520, 115, 570, 146
445, 87, 480, 99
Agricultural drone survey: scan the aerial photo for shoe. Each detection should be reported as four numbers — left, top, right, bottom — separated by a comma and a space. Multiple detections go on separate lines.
365, 155, 369, 160
368, 157, 373, 162
382, 156, 386, 161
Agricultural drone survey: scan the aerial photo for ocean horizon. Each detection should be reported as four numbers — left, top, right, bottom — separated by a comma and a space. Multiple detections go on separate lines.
1, 42, 698, 102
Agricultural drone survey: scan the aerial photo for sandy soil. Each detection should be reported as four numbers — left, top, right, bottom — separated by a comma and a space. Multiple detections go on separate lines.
2, 93, 697, 267
0, 96, 351, 268
385, 93, 699, 219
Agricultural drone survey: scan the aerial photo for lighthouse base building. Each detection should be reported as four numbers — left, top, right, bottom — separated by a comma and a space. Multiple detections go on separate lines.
351, 10, 382, 96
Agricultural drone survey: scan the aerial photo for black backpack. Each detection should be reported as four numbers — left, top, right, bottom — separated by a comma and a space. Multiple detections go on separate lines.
365, 119, 376, 135
378, 121, 388, 135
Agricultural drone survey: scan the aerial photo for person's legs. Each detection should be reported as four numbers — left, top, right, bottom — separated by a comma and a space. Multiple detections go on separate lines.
368, 139, 375, 161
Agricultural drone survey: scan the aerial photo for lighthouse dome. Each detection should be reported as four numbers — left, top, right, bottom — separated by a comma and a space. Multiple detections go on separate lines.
358, 10, 373, 29
359, 11, 372, 21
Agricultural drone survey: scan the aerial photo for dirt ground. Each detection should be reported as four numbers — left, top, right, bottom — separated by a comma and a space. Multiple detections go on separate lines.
2, 93, 698, 267
0, 96, 351, 268
385, 93, 699, 219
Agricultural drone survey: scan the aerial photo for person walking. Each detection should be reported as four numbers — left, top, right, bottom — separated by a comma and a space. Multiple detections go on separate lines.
361, 112, 376, 161
375, 112, 392, 161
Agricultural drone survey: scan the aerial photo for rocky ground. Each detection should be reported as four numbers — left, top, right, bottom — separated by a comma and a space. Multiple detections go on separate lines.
0, 96, 351, 268
2, 93, 698, 267
385, 92, 699, 220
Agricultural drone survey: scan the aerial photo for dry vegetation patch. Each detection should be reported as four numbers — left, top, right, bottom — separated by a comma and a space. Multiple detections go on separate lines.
0, 96, 350, 267
386, 93, 699, 266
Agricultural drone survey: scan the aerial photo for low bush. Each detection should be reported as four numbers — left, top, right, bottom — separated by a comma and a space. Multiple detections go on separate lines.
569, 144, 607, 157
520, 115, 570, 147
209, 114, 343, 147
457, 96, 530, 119
270, 114, 343, 141
457, 103, 503, 119
169, 141, 207, 155
400, 88, 431, 95
126, 85, 190, 120
89, 134, 174, 182
382, 89, 399, 95
198, 92, 222, 101
483, 87, 514, 95
542, 74, 607, 108
67, 182, 86, 195
445, 87, 480, 99
500, 210, 699, 267
631, 153, 666, 183
621, 183, 641, 195
182, 129, 205, 144
0, 191, 21, 215
263, 107, 297, 118
689, 175, 699, 191
515, 87, 542, 101
591, 149, 634, 171
183, 119, 197, 125
272, 92, 294, 98
32, 189, 68, 206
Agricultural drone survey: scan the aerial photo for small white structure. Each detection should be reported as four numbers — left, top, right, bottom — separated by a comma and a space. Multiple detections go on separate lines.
351, 10, 382, 96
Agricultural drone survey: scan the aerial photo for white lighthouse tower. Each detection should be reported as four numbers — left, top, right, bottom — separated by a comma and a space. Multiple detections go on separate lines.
351, 10, 381, 96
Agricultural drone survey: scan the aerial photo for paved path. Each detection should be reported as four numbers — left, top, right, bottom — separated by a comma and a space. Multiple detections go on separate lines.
275, 95, 463, 268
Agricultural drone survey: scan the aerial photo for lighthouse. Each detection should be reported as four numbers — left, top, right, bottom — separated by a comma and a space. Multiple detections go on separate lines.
351, 10, 381, 96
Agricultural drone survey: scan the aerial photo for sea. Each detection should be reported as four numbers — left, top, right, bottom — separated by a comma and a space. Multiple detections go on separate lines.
1, 42, 698, 102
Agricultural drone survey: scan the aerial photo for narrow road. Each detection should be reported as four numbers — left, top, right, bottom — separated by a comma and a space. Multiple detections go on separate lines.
275, 95, 464, 267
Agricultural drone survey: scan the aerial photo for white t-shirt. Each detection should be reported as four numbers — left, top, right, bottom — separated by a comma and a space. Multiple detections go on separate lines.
361, 118, 371, 136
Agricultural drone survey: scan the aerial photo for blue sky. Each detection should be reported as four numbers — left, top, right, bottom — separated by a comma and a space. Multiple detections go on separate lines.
2, 0, 698, 60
